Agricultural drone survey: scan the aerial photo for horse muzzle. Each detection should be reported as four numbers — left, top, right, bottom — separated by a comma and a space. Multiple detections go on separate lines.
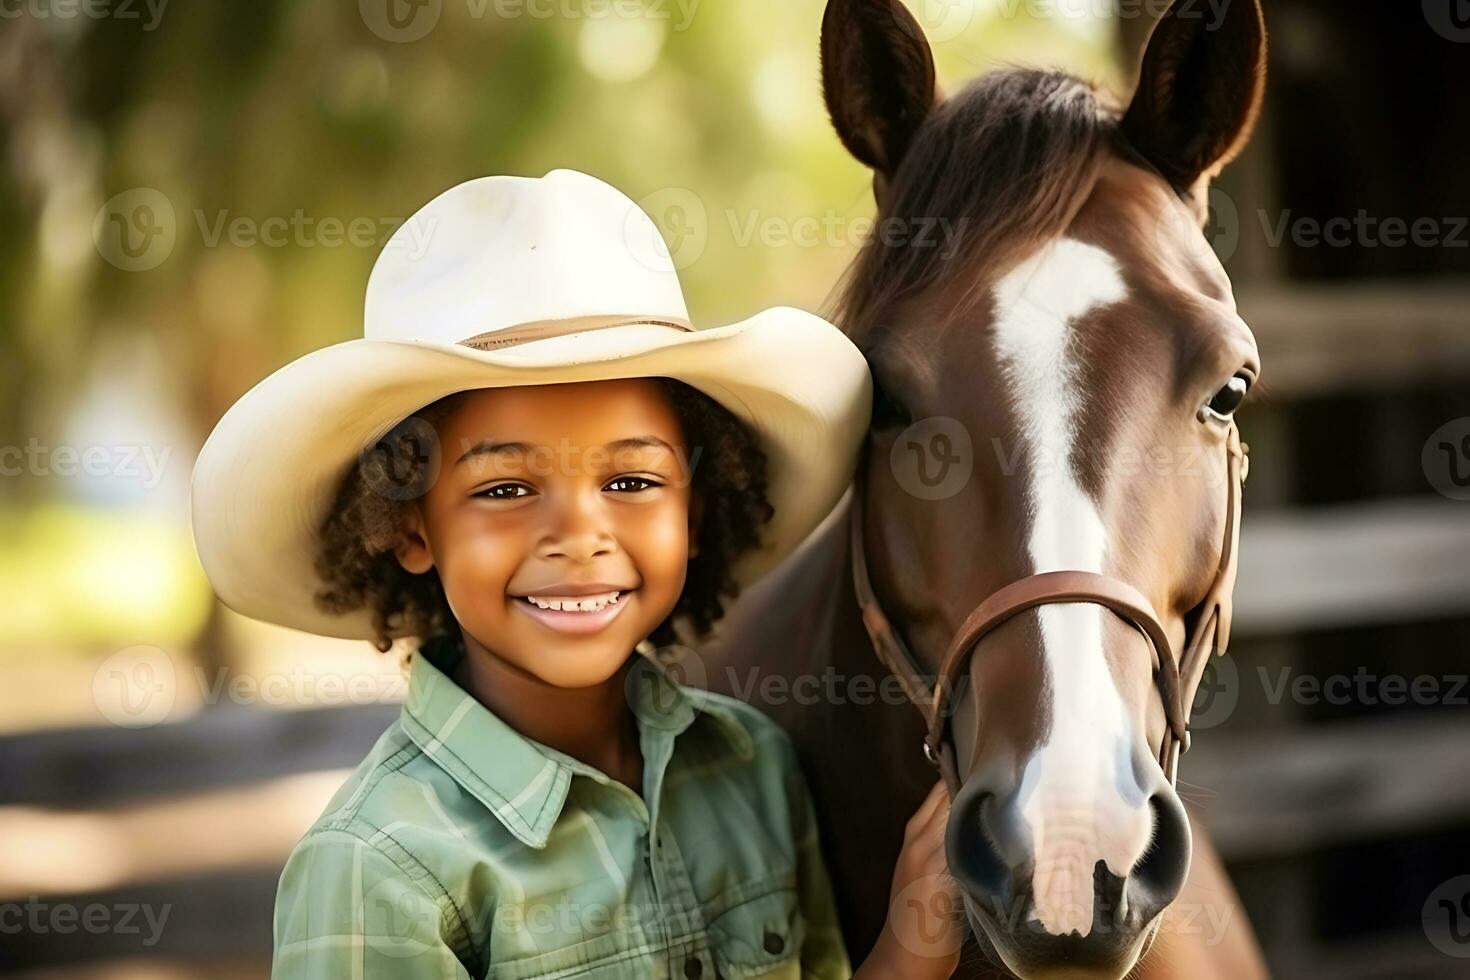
945, 752, 1192, 980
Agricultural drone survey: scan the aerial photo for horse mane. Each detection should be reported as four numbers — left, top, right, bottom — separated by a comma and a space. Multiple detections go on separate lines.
834, 69, 1121, 343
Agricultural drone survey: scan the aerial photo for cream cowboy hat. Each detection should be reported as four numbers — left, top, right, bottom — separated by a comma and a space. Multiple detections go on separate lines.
190, 169, 872, 640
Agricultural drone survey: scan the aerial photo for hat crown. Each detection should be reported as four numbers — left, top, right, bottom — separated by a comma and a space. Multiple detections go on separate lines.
365, 170, 690, 345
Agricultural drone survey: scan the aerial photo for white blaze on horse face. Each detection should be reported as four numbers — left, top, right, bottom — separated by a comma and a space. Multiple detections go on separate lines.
992, 238, 1154, 938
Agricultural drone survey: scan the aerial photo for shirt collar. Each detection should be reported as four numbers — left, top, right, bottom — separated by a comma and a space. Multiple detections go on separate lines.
626, 653, 755, 760
399, 637, 753, 849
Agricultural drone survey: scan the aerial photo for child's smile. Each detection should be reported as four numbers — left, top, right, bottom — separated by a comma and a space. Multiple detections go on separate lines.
510, 582, 636, 635
395, 378, 697, 687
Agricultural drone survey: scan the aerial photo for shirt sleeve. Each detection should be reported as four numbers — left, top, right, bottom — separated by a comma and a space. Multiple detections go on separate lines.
782, 744, 854, 980
272, 828, 474, 980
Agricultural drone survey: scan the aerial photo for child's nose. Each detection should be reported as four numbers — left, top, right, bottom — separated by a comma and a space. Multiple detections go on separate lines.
539, 497, 617, 561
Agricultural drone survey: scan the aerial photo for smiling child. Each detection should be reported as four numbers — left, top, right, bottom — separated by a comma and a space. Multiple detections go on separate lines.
191, 171, 960, 979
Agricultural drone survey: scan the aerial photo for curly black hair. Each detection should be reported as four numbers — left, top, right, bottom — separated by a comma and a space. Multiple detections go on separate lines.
312, 378, 774, 654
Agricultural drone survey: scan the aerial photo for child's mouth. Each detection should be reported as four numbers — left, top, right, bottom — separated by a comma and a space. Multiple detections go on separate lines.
511, 589, 633, 635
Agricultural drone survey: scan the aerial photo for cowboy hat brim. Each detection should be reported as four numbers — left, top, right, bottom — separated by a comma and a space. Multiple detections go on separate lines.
190, 308, 871, 641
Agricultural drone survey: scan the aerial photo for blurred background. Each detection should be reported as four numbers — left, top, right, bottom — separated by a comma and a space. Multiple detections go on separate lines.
1, 0, 1468, 976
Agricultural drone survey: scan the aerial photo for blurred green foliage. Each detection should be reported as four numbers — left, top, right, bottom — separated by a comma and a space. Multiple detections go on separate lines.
0, 0, 1121, 652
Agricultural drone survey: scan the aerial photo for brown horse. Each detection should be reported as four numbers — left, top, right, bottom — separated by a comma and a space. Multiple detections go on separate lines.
707, 1, 1272, 977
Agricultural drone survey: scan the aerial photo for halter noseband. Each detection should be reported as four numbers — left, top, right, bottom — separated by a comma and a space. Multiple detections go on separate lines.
849, 422, 1249, 792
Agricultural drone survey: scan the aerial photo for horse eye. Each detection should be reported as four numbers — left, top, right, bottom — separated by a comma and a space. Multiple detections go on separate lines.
1202, 374, 1251, 422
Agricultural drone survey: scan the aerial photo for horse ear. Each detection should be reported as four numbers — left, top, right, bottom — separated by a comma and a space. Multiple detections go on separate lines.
821, 0, 938, 180
1121, 0, 1267, 195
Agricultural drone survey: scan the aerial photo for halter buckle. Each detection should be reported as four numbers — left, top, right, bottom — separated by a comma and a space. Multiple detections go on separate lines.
922, 739, 940, 767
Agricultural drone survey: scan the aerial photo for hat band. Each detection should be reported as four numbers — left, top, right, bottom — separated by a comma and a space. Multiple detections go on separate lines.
459, 314, 694, 351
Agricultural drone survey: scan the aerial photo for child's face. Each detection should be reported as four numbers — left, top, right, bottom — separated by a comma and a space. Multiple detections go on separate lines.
397, 379, 697, 688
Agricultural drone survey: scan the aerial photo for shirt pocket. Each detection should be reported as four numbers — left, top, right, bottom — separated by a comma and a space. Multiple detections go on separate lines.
705, 884, 805, 980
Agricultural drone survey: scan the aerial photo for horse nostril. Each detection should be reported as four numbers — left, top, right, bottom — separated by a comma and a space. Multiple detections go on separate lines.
1127, 788, 1192, 920
945, 784, 1019, 915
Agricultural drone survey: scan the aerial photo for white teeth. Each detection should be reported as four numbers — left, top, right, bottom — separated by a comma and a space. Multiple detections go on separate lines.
524, 591, 622, 613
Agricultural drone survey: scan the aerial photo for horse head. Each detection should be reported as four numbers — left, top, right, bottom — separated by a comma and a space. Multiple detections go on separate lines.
823, 0, 1266, 975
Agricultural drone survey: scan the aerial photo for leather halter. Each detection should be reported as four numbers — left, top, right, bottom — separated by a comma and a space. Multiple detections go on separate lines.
849, 422, 1249, 792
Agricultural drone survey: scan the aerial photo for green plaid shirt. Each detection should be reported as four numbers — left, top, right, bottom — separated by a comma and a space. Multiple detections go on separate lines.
272, 638, 852, 979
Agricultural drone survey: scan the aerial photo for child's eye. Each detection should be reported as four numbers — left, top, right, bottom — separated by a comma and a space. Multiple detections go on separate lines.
476, 483, 534, 500
605, 476, 661, 493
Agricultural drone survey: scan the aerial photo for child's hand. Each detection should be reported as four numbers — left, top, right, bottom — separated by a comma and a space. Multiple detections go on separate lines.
859, 781, 965, 980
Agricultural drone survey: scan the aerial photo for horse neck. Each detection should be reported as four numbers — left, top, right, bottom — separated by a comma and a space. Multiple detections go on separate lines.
704, 479, 936, 797
705, 487, 864, 726
709, 483, 949, 958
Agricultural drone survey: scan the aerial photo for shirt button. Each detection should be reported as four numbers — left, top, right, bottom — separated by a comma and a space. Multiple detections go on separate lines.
763, 930, 785, 955
683, 956, 703, 979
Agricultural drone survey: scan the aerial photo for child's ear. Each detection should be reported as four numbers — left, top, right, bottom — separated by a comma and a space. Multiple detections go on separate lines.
686, 492, 703, 561
395, 504, 435, 574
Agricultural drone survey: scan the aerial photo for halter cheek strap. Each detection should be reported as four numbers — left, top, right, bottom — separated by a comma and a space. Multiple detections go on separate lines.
849, 422, 1249, 792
